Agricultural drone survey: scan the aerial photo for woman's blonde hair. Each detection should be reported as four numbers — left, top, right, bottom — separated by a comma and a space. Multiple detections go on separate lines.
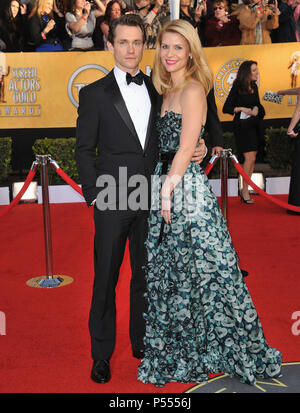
29, 0, 54, 19
152, 19, 213, 96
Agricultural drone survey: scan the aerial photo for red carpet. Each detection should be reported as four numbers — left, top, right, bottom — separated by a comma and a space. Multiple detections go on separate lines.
0, 195, 299, 393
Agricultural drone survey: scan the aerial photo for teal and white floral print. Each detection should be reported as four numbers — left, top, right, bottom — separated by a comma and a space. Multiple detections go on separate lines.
137, 112, 282, 387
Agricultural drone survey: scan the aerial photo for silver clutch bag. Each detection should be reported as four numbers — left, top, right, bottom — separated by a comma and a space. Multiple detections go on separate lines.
262, 91, 283, 104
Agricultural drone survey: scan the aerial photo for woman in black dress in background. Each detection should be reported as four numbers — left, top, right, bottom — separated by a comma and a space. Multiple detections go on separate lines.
223, 60, 265, 204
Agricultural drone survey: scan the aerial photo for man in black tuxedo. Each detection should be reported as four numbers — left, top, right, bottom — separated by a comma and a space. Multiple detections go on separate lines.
75, 14, 216, 384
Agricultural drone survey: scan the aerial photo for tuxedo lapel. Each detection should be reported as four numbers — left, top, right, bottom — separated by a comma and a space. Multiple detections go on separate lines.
104, 71, 142, 151
143, 74, 157, 153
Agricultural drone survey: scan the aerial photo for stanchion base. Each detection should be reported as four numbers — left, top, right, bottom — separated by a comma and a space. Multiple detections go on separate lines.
39, 277, 62, 288
26, 275, 74, 288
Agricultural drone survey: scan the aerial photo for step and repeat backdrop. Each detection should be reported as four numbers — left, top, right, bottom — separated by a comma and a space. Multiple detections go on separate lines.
0, 42, 299, 129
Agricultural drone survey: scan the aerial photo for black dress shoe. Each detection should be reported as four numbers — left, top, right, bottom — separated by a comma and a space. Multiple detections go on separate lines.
91, 360, 111, 383
132, 350, 144, 359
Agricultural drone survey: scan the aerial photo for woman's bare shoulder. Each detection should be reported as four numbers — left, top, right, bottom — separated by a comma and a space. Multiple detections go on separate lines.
181, 81, 205, 106
184, 79, 204, 92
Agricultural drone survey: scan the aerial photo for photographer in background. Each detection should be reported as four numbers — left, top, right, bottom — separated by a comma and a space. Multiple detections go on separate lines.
271, 0, 300, 42
93, 1, 123, 50
65, 0, 106, 50
133, 0, 170, 48
180, 0, 207, 44
231, 0, 280, 44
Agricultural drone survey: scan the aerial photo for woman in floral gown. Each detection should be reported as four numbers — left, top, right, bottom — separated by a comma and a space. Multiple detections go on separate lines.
137, 19, 282, 387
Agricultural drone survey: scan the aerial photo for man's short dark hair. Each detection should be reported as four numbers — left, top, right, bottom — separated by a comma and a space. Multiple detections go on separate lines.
107, 14, 146, 45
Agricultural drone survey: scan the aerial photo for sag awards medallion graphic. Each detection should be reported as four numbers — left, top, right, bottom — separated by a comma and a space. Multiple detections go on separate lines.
215, 58, 249, 103
0, 51, 41, 117
67, 64, 109, 108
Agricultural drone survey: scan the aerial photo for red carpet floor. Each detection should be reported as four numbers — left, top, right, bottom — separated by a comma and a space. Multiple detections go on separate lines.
0, 195, 299, 393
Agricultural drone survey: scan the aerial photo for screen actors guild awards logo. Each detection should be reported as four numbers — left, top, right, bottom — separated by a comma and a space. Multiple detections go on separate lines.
67, 64, 109, 108
0, 51, 41, 117
214, 58, 246, 103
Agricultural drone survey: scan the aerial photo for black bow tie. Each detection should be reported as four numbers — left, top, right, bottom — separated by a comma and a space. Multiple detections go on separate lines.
126, 71, 144, 86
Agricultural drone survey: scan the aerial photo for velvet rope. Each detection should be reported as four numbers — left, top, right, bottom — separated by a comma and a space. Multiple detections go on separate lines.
52, 165, 83, 197
53, 156, 219, 198
231, 157, 300, 213
3, 155, 295, 217
51, 156, 218, 202
204, 153, 220, 175
0, 163, 38, 219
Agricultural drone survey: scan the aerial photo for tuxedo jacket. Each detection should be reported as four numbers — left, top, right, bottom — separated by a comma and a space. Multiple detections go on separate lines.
206, 88, 224, 148
75, 70, 159, 206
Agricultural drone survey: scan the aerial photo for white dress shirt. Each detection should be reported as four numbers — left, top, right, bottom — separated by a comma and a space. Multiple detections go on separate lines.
113, 65, 151, 150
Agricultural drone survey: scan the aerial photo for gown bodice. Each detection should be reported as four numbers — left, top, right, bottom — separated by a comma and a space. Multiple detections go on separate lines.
157, 111, 205, 153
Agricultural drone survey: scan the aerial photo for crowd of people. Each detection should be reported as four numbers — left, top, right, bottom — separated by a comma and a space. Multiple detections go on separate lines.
1, 0, 300, 52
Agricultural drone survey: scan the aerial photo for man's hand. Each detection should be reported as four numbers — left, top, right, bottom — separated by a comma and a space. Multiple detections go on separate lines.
211, 146, 223, 156
192, 138, 207, 165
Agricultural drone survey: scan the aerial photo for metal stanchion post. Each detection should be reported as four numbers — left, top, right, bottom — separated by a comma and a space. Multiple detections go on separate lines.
40, 155, 54, 280
220, 149, 230, 221
225, 150, 249, 278
26, 155, 73, 288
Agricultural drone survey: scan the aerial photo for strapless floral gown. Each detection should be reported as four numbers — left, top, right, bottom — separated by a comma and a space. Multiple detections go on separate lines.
137, 111, 282, 387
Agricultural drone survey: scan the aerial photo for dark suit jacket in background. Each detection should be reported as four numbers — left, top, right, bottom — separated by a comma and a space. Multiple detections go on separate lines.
206, 88, 224, 148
